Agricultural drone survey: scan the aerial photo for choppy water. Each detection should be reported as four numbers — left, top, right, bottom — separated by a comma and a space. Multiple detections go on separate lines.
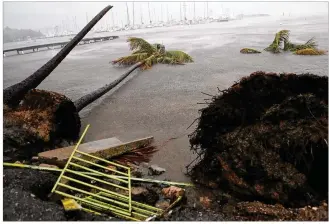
3, 15, 328, 181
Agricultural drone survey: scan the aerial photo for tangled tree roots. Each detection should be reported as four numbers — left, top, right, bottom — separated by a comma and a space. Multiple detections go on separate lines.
4, 89, 81, 160
228, 201, 328, 221
189, 71, 328, 208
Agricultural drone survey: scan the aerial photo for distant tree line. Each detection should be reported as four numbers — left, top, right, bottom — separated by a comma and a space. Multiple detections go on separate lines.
3, 26, 45, 43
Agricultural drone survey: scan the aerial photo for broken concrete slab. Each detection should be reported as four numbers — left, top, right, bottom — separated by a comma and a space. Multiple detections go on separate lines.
38, 137, 122, 166
38, 136, 154, 167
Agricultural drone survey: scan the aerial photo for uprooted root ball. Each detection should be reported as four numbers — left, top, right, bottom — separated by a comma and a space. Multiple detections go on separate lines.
4, 89, 81, 160
189, 71, 328, 208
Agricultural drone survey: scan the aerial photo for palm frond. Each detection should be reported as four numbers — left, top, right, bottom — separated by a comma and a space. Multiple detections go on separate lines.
283, 40, 295, 51
112, 53, 149, 66
127, 37, 155, 54
277, 30, 290, 44
153, 43, 166, 54
166, 50, 194, 63
157, 56, 179, 64
294, 48, 327, 55
265, 30, 290, 53
304, 37, 317, 48
240, 48, 262, 54
131, 49, 151, 55
112, 37, 194, 69
141, 55, 158, 70
285, 37, 318, 51
111, 146, 158, 166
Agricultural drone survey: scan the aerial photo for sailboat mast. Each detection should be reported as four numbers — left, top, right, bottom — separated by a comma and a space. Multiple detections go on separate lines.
133, 2, 135, 26
206, 2, 209, 18
161, 4, 163, 22
74, 16, 77, 32
183, 2, 186, 20
203, 3, 206, 19
112, 11, 115, 27
153, 7, 156, 23
180, 2, 182, 21
140, 4, 143, 24
148, 2, 152, 24
194, 2, 196, 20
126, 2, 130, 26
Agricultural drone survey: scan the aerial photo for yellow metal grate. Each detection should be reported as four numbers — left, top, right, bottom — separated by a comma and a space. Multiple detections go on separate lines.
51, 124, 133, 217
81, 191, 163, 221
51, 124, 165, 221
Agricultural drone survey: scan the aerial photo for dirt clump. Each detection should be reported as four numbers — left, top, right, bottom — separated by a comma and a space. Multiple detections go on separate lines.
226, 201, 328, 221
3, 168, 119, 221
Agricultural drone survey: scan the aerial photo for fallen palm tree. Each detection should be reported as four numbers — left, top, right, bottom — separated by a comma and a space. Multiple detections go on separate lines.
240, 48, 261, 54
4, 89, 81, 160
112, 37, 193, 69
188, 71, 328, 209
74, 37, 193, 112
3, 6, 113, 161
264, 30, 290, 53
3, 6, 113, 108
264, 31, 326, 55
3, 9, 193, 162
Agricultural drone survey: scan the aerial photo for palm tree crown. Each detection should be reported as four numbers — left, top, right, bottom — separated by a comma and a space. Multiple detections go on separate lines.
112, 37, 193, 70
264, 30, 290, 53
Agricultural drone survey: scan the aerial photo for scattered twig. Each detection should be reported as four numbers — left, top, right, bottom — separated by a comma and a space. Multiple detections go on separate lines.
187, 118, 199, 130
201, 92, 215, 97
307, 105, 326, 128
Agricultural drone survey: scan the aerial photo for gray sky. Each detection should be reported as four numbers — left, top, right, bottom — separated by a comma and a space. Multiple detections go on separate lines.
3, 1, 328, 32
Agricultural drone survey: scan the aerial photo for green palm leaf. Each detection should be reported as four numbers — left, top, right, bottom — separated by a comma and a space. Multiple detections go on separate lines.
112, 53, 149, 66
112, 37, 193, 69
265, 30, 290, 53
142, 55, 158, 70
304, 37, 317, 48
157, 56, 177, 64
166, 50, 194, 63
285, 37, 318, 51
127, 37, 155, 54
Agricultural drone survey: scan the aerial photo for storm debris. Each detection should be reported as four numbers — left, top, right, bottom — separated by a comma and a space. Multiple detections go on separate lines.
189, 71, 328, 210
149, 164, 166, 175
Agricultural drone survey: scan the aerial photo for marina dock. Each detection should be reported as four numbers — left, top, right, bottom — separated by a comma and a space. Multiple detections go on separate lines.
3, 35, 119, 56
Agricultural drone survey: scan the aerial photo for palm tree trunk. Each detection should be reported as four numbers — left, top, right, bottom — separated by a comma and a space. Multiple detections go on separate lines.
3, 5, 113, 108
74, 61, 143, 112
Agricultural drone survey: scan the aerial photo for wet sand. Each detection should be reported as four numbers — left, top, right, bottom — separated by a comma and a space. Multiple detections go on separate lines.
3, 15, 328, 182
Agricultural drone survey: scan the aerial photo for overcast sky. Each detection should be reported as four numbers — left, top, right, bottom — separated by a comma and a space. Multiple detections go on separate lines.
3, 1, 328, 32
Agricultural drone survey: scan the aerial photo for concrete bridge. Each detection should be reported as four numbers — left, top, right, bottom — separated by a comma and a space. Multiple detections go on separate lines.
3, 36, 119, 56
